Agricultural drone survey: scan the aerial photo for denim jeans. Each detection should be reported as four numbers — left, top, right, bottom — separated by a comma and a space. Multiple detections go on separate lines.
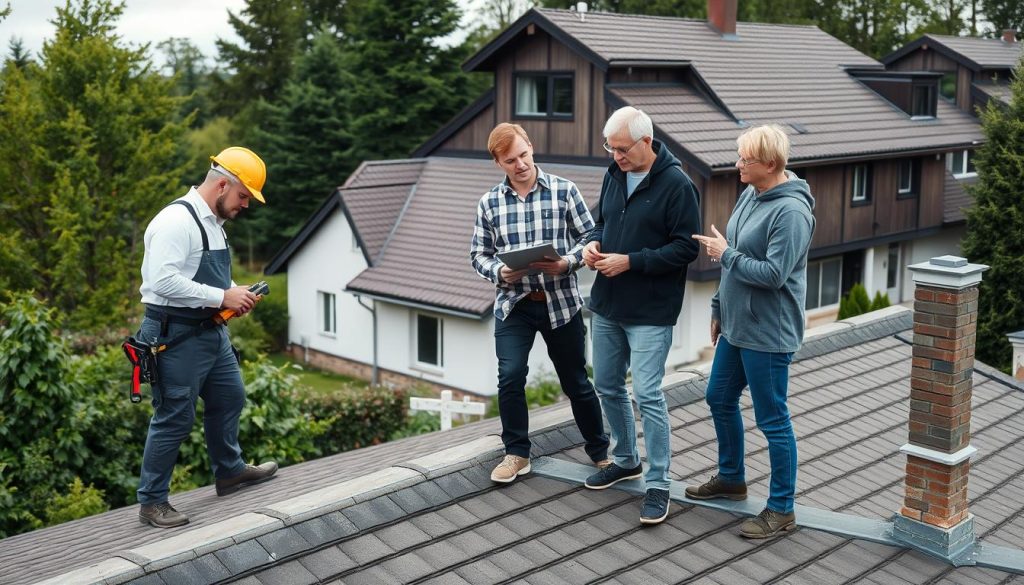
494, 301, 609, 461
591, 313, 674, 491
136, 316, 247, 505
705, 336, 797, 513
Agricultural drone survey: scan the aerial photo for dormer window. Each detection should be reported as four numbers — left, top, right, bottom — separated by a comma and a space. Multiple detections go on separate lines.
514, 73, 573, 119
911, 83, 936, 118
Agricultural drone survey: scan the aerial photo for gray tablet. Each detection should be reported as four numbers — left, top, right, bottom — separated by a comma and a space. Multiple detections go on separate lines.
496, 243, 560, 270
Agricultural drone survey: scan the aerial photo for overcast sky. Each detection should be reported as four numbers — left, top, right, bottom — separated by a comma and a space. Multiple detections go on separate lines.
0, 0, 480, 70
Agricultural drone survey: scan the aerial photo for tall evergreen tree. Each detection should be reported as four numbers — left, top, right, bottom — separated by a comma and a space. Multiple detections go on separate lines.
243, 28, 356, 261
981, 0, 1024, 36
0, 0, 186, 329
158, 37, 211, 127
341, 0, 488, 163
212, 0, 307, 117
961, 58, 1024, 374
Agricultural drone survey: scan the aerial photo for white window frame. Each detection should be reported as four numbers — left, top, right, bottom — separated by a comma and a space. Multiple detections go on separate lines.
852, 164, 869, 203
413, 312, 444, 370
897, 160, 914, 195
947, 149, 977, 178
805, 257, 843, 311
318, 291, 336, 336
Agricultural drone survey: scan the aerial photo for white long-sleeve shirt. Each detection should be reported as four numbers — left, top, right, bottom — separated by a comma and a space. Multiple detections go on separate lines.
139, 188, 231, 309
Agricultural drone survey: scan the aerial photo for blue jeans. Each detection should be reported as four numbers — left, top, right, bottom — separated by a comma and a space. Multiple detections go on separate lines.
494, 301, 609, 461
591, 313, 674, 491
706, 336, 796, 513
136, 316, 247, 505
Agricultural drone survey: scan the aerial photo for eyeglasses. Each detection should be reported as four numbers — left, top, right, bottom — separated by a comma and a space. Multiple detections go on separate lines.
737, 157, 762, 167
603, 138, 642, 156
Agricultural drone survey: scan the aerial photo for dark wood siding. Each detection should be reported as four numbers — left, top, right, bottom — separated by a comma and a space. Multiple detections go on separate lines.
695, 174, 741, 273
472, 29, 601, 158
888, 48, 976, 115
802, 166, 844, 249
919, 155, 945, 226
872, 159, 919, 235
437, 105, 495, 152
607, 67, 687, 84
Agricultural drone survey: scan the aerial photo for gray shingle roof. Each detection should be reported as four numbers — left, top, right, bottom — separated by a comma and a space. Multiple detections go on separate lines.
974, 81, 1015, 106
21, 307, 1024, 584
944, 170, 977, 224
344, 157, 607, 316
534, 9, 984, 170
923, 34, 1023, 69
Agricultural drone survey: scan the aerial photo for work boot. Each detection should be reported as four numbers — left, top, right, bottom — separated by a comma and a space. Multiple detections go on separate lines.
490, 455, 531, 483
139, 502, 189, 528
740, 507, 796, 538
685, 474, 748, 501
216, 462, 278, 496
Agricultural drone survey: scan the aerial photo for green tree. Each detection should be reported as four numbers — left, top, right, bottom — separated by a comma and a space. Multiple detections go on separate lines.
869, 291, 891, 311
0, 0, 187, 330
341, 0, 489, 164
0, 293, 88, 535
981, 0, 1024, 36
6, 37, 33, 69
838, 283, 873, 319
158, 37, 212, 128
212, 0, 307, 117
961, 58, 1024, 374
243, 27, 356, 260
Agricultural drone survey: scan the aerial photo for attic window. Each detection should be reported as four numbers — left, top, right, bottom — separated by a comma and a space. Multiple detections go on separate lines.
911, 84, 936, 118
514, 73, 573, 119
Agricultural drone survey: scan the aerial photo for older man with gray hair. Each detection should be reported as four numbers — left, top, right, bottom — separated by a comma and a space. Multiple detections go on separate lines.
582, 106, 701, 524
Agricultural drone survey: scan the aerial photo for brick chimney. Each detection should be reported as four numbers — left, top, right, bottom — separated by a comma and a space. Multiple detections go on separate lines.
1009, 330, 1024, 381
894, 255, 988, 559
1002, 29, 1017, 43
707, 0, 737, 36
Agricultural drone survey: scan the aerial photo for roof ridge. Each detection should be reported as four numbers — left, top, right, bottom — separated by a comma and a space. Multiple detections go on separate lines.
537, 6, 823, 29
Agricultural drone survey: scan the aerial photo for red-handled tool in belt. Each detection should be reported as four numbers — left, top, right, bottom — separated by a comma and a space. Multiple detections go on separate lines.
122, 281, 270, 402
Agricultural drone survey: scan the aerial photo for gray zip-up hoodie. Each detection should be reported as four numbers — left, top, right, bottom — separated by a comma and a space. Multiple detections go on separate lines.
711, 171, 815, 353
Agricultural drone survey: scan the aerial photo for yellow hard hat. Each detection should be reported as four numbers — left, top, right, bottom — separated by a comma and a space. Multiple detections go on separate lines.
210, 146, 267, 203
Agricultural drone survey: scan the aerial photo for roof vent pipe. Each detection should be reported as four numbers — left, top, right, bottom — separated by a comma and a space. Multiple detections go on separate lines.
576, 2, 587, 21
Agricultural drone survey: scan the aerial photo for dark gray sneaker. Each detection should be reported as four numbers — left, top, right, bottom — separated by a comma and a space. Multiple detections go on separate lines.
685, 474, 747, 501
584, 462, 643, 490
139, 502, 189, 528
215, 461, 278, 496
740, 507, 796, 538
640, 488, 671, 525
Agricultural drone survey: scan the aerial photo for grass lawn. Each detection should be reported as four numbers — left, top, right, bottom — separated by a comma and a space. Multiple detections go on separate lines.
266, 353, 369, 396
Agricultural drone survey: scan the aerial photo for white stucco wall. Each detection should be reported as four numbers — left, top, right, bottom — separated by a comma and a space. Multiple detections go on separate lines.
286, 209, 373, 364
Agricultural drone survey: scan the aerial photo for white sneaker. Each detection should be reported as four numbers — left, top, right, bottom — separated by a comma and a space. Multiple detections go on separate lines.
490, 454, 531, 483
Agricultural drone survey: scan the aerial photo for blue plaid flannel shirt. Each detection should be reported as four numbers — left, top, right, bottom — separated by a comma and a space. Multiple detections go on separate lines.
470, 167, 594, 328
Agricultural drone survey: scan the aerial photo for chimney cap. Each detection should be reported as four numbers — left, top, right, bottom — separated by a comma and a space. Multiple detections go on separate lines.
1008, 330, 1024, 342
908, 256, 988, 289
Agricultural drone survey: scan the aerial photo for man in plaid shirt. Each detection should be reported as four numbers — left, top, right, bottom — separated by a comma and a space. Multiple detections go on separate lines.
471, 123, 610, 483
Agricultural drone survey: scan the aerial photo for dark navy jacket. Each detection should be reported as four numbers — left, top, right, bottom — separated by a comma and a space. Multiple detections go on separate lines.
588, 141, 701, 325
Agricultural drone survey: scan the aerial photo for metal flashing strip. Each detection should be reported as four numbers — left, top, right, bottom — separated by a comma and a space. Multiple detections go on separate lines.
530, 456, 1024, 575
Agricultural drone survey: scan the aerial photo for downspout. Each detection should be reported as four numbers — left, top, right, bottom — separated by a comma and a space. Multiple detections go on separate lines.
355, 294, 379, 386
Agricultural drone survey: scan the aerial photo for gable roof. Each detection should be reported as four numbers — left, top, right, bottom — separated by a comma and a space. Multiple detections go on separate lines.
264, 160, 426, 275
465, 9, 984, 172
883, 34, 1023, 71
18, 307, 1024, 584
343, 157, 607, 317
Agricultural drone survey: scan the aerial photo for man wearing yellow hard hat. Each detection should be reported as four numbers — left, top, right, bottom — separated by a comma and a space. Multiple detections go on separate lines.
134, 146, 277, 528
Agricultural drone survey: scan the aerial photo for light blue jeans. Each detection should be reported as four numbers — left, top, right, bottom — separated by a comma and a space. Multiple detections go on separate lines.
591, 313, 674, 490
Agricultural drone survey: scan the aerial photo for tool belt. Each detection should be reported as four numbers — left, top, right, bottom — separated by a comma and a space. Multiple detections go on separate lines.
120, 311, 221, 403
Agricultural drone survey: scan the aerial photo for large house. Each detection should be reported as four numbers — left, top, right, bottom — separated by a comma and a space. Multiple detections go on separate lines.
266, 0, 984, 397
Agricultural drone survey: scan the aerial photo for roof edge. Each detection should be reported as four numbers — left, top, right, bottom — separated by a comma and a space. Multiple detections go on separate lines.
882, 35, 984, 72
412, 88, 495, 158
462, 8, 609, 73
264, 190, 342, 275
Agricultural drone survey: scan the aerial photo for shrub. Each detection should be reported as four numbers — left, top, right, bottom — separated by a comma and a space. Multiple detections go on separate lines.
306, 384, 408, 454
227, 315, 271, 360
45, 478, 109, 525
869, 291, 891, 312
838, 283, 872, 319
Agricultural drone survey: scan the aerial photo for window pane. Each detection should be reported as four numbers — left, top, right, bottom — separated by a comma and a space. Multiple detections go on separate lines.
515, 76, 546, 116
852, 165, 866, 201
821, 259, 841, 306
898, 160, 912, 193
552, 77, 573, 115
940, 73, 956, 100
806, 262, 820, 310
887, 243, 899, 289
321, 292, 335, 333
952, 150, 966, 174
966, 150, 976, 174
417, 314, 439, 365
912, 85, 933, 116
